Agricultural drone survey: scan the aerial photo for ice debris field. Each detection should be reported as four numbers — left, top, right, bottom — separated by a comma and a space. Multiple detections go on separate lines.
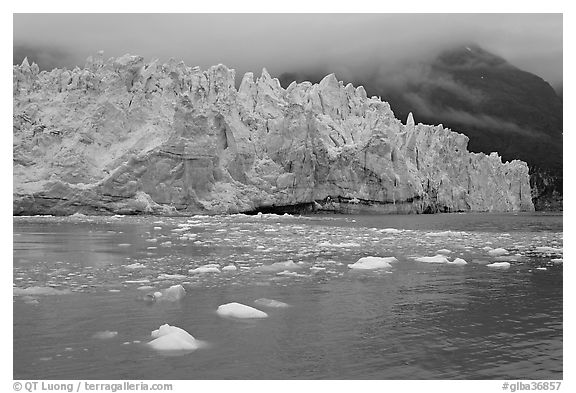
13, 213, 563, 353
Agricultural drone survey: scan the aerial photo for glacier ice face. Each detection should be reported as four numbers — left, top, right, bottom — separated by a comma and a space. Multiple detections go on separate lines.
13, 55, 534, 215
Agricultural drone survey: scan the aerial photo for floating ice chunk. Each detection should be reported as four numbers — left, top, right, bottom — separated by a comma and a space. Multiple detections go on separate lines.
437, 249, 452, 254
551, 258, 563, 264
13, 286, 71, 296
92, 330, 118, 340
157, 273, 187, 280
535, 246, 562, 254
380, 228, 402, 234
310, 266, 326, 272
254, 298, 291, 308
160, 285, 186, 301
447, 258, 468, 265
118, 243, 131, 247
216, 302, 268, 319
495, 255, 523, 262
153, 227, 162, 230
425, 231, 468, 237
124, 279, 150, 284
148, 324, 201, 352
188, 265, 221, 274
137, 285, 154, 291
222, 265, 237, 271
536, 267, 547, 271
348, 256, 398, 270
125, 263, 146, 270
255, 260, 301, 272
488, 248, 509, 256
486, 262, 511, 269
317, 242, 361, 248
22, 296, 40, 304
276, 271, 299, 276
414, 255, 450, 263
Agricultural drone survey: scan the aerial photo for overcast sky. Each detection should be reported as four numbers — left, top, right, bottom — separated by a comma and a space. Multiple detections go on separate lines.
13, 13, 563, 89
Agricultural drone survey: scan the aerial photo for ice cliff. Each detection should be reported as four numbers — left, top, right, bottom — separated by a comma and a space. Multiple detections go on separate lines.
13, 53, 534, 215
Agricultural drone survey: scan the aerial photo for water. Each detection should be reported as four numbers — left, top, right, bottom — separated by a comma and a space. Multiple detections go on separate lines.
13, 212, 563, 379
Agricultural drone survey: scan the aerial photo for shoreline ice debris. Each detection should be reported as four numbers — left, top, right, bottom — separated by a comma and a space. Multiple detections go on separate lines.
414, 255, 450, 263
486, 262, 511, 269
148, 324, 201, 352
347, 256, 398, 270
92, 330, 118, 340
254, 298, 291, 308
216, 302, 268, 319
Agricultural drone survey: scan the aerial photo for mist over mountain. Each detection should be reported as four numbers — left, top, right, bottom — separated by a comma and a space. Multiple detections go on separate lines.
278, 44, 563, 210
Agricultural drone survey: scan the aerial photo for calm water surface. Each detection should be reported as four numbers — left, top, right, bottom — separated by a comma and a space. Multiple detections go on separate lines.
13, 212, 563, 379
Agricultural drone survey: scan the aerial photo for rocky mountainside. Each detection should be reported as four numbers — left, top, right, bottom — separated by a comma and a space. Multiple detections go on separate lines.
13, 53, 534, 216
279, 44, 563, 210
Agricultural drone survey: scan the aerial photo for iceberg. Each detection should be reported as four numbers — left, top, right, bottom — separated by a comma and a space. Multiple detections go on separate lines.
188, 264, 221, 274
92, 330, 118, 340
414, 255, 450, 263
447, 258, 468, 265
255, 260, 301, 272
347, 256, 398, 270
13, 286, 71, 296
254, 298, 291, 308
148, 324, 201, 352
488, 248, 509, 256
159, 284, 186, 301
216, 302, 268, 319
486, 262, 511, 269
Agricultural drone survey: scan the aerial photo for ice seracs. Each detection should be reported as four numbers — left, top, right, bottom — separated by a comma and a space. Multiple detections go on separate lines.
216, 302, 268, 319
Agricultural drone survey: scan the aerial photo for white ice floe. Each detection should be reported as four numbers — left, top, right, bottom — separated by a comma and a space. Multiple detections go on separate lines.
414, 255, 450, 263
188, 264, 221, 274
551, 258, 563, 264
148, 324, 201, 352
254, 298, 291, 308
380, 228, 402, 234
137, 286, 154, 291
437, 249, 452, 254
216, 302, 268, 319
425, 231, 468, 237
255, 260, 301, 272
536, 267, 547, 271
447, 258, 468, 265
310, 266, 326, 272
125, 263, 146, 270
318, 242, 361, 248
159, 285, 186, 301
118, 243, 131, 247
486, 262, 511, 269
535, 246, 563, 254
157, 273, 187, 280
222, 265, 237, 271
92, 330, 118, 340
13, 286, 71, 296
124, 279, 151, 284
347, 256, 398, 270
488, 248, 509, 256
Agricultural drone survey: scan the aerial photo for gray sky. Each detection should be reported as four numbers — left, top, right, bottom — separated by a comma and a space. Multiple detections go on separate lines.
13, 13, 563, 88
